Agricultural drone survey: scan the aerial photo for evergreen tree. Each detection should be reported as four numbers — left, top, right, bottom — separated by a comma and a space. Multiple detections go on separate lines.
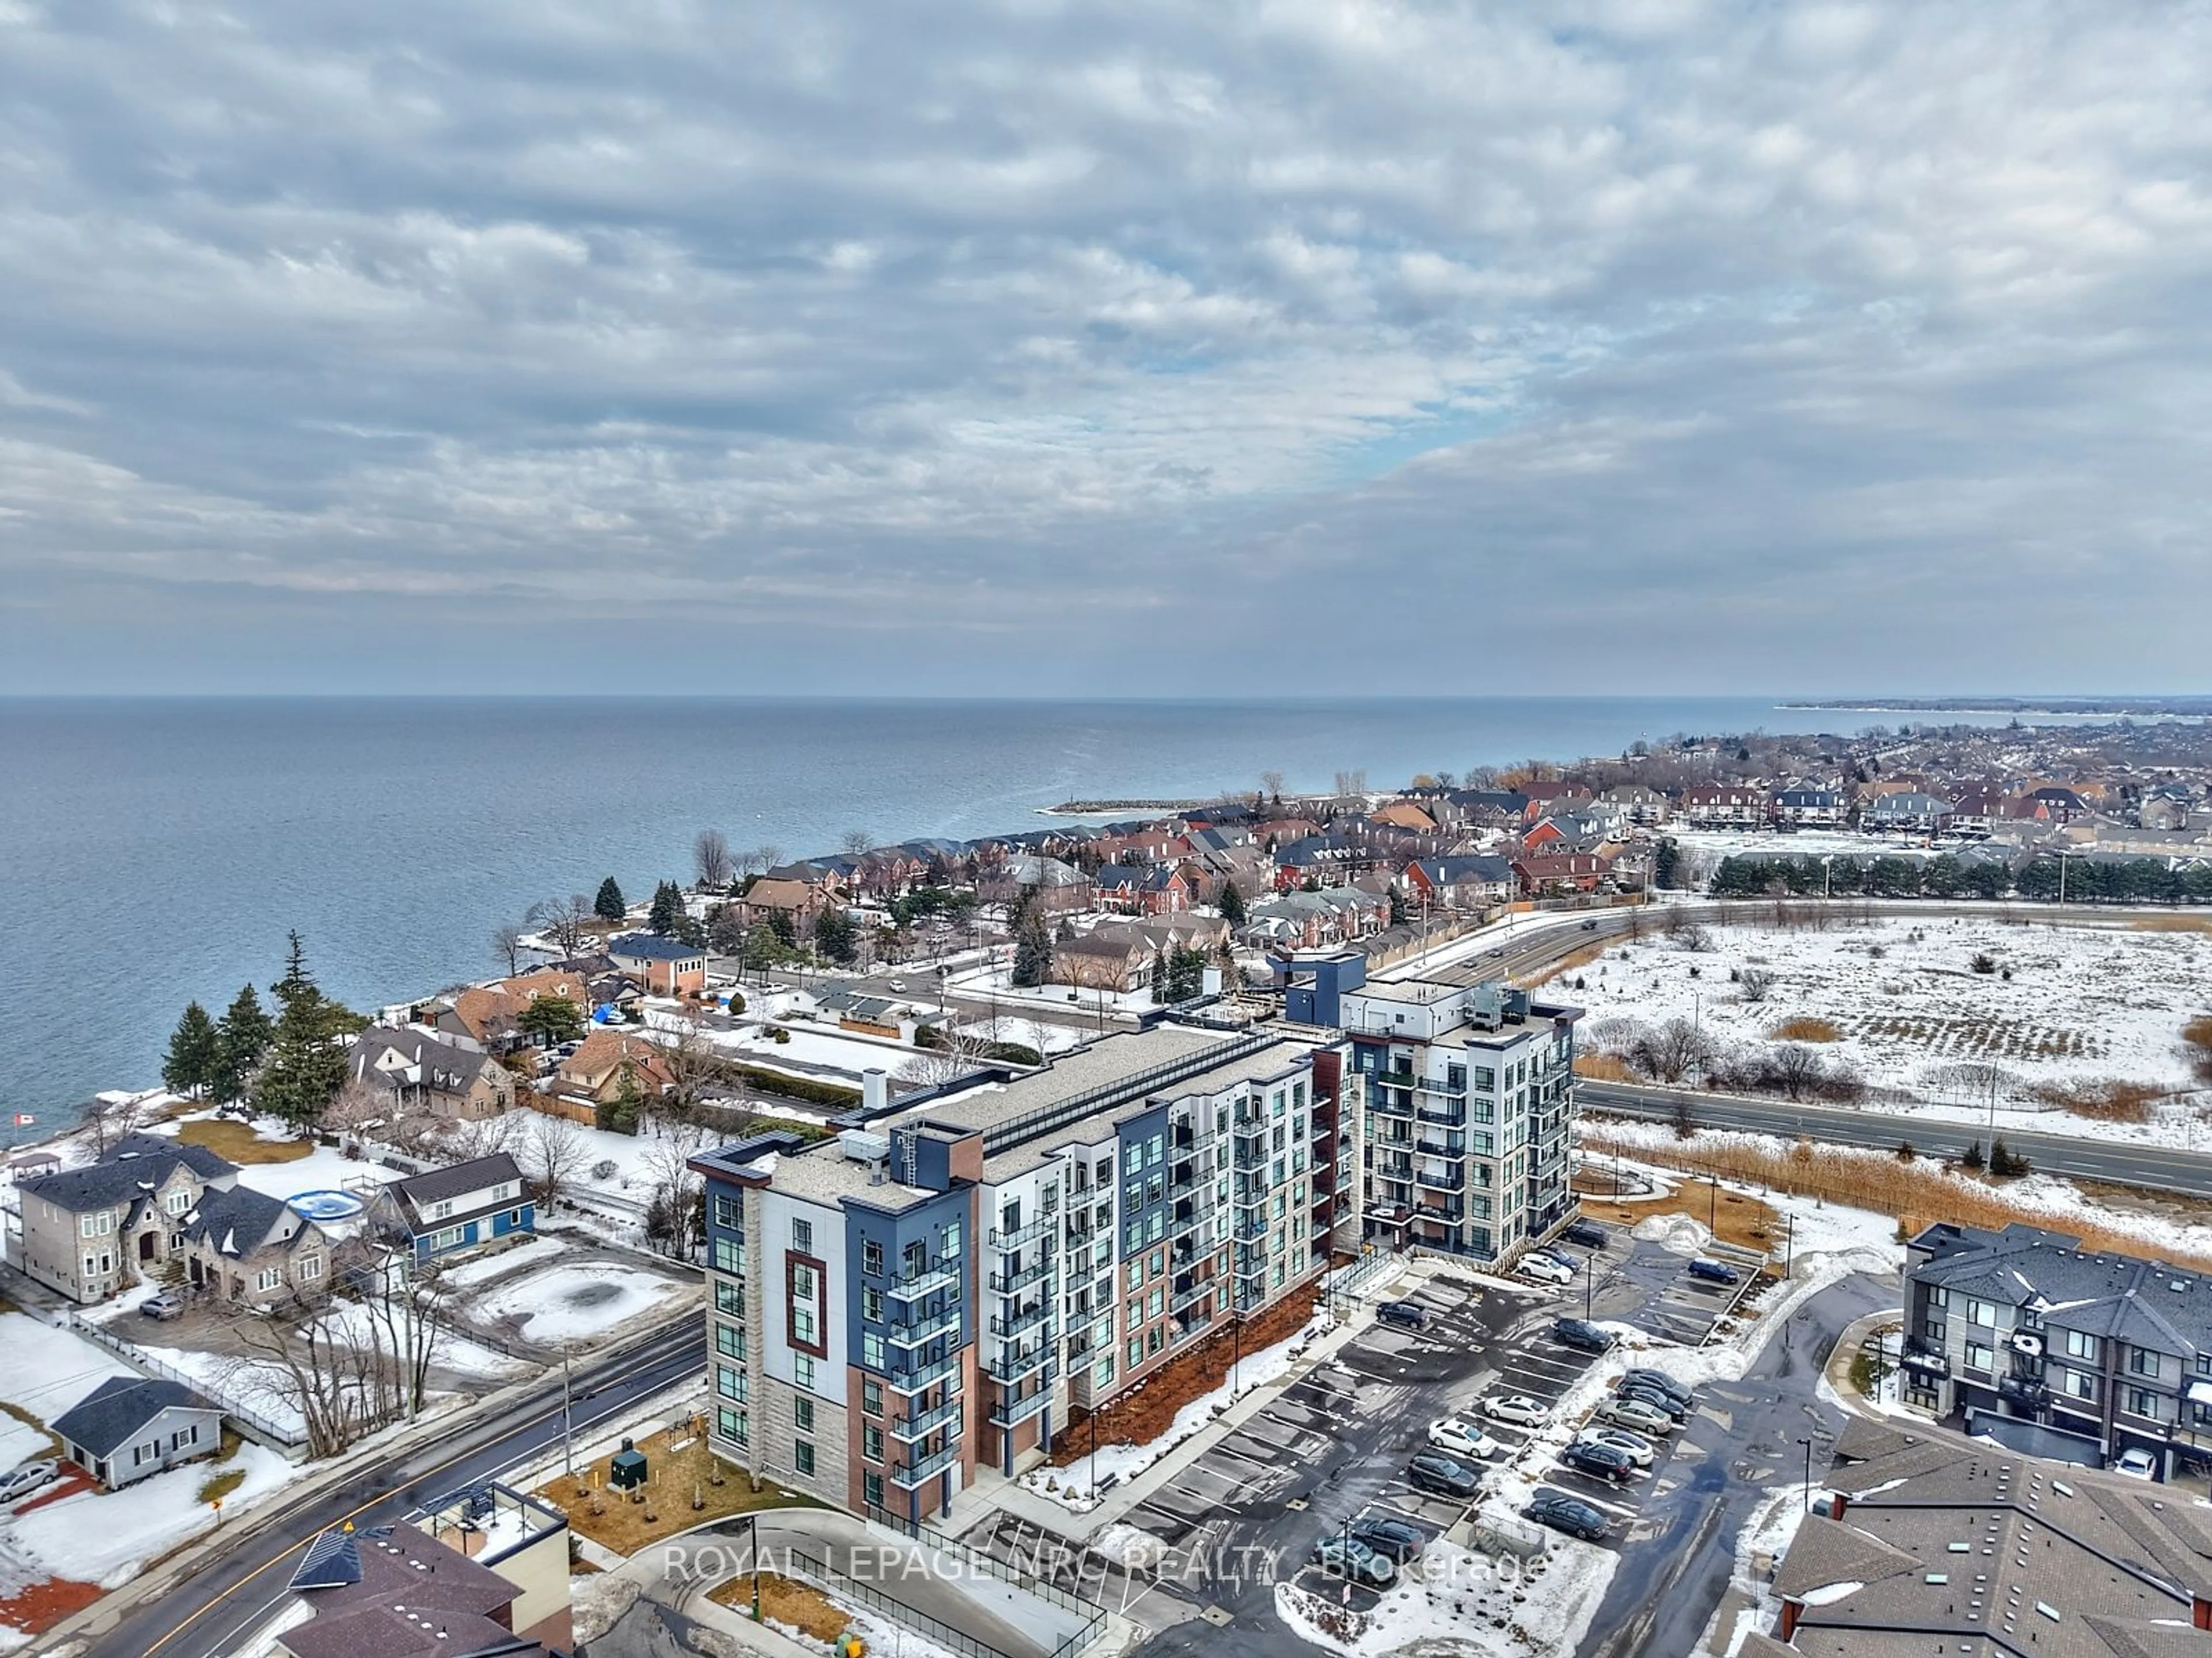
254, 932, 361, 1127
1388, 887, 1408, 927
162, 1001, 220, 1098
1150, 948, 1170, 1004
1960, 1139, 1986, 1173
517, 995, 586, 1046
594, 877, 627, 921
1653, 839, 1681, 890
814, 906, 857, 964
1218, 882, 1247, 927
213, 984, 275, 1103
1011, 908, 1052, 987
764, 908, 798, 947
648, 880, 684, 935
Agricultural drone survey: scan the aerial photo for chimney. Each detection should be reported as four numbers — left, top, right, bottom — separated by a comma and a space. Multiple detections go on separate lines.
863, 1069, 888, 1114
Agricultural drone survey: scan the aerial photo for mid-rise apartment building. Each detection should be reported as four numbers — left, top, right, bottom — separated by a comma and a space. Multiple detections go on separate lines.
1331, 976, 1581, 1264
1902, 1221, 2212, 1479
693, 1024, 1360, 1524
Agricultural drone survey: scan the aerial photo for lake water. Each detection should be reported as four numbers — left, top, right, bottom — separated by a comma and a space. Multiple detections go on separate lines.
0, 695, 2035, 1136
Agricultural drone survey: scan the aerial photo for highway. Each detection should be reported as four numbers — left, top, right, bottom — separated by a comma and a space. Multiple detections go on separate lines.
74, 1318, 704, 1658
1579, 1079, 2212, 1198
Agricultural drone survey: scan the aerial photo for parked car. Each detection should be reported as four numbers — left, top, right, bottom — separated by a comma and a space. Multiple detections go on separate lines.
1561, 1220, 1609, 1249
1312, 1535, 1397, 1587
141, 1292, 184, 1322
1349, 1514, 1427, 1564
1376, 1299, 1428, 1330
1594, 1396, 1676, 1437
1552, 1318, 1615, 1354
1616, 1383, 1690, 1423
1687, 1259, 1741, 1285
1516, 1254, 1574, 1286
1586, 1428, 1656, 1469
2113, 1448, 2159, 1480
0, 1461, 58, 1504
1620, 1368, 1693, 1406
1427, 1416, 1499, 1460
1407, 1451, 1483, 1498
1561, 1440, 1637, 1484
1480, 1393, 1551, 1427
1525, 1492, 1608, 1541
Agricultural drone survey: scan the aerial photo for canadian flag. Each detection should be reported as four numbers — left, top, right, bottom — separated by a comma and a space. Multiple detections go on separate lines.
11, 1113, 32, 1126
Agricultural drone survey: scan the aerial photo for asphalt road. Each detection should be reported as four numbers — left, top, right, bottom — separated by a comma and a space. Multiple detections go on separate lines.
1581, 1079, 2212, 1197
79, 1318, 704, 1658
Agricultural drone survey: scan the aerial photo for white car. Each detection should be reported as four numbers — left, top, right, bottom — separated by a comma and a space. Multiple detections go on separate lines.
1516, 1254, 1574, 1285
1481, 1394, 1551, 1428
2112, 1448, 2158, 1480
1593, 1396, 1675, 1437
0, 1460, 57, 1504
1427, 1416, 1499, 1460
1585, 1427, 1656, 1469
888, 979, 907, 992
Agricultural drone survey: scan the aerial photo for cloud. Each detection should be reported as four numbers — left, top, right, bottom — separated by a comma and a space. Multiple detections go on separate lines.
0, 0, 2205, 692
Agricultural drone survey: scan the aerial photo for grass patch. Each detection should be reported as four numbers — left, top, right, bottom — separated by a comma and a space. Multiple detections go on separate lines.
707, 1571, 850, 1642
2024, 1077, 2168, 1123
1770, 1017, 1842, 1043
196, 1468, 247, 1505
1524, 941, 1609, 989
176, 1118, 313, 1166
1574, 1170, 1779, 1254
1583, 1125, 2212, 1274
532, 1419, 816, 1555
1573, 1053, 1637, 1082
2134, 915, 2212, 932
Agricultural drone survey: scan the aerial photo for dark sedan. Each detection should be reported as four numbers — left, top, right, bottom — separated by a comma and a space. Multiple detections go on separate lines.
1526, 1492, 1608, 1541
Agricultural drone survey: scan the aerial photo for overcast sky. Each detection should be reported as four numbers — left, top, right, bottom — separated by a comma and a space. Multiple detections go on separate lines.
0, 1, 2205, 696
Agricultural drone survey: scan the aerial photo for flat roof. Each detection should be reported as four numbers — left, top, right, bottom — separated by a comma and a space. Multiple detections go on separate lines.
910, 1026, 1238, 1139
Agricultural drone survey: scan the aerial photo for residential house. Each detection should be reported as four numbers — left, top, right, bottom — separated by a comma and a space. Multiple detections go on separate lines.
1126, 915, 1232, 958
2013, 785, 2094, 825
409, 1482, 574, 1653
1095, 864, 1191, 916
1271, 832, 1376, 889
15, 1136, 239, 1303
1900, 1220, 2212, 1478
1771, 786, 1846, 829
1370, 800, 1438, 834
1947, 783, 2011, 832
1244, 887, 1388, 948
1510, 852, 1612, 895
1863, 791, 1954, 836
373, 1152, 533, 1268
608, 932, 708, 996
438, 969, 588, 1053
181, 1183, 332, 1306
979, 855, 1093, 916
1401, 855, 1517, 914
280, 1518, 568, 1658
740, 877, 824, 939
349, 1029, 515, 1122
52, 1377, 223, 1489
1050, 930, 1155, 993
1677, 784, 1770, 828
1599, 784, 1671, 825
554, 1029, 675, 1105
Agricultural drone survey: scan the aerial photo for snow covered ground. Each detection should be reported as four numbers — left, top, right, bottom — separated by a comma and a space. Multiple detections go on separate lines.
0, 1314, 136, 1466
473, 1261, 690, 1346
946, 964, 1157, 1016
1573, 914, 2211, 1105
1277, 1534, 1618, 1658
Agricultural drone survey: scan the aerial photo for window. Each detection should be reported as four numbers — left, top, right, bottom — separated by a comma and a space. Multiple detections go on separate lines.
863, 1470, 884, 1509
1127, 1337, 1142, 1368
297, 1254, 321, 1281
714, 1237, 744, 1276
717, 1406, 749, 1446
1146, 1289, 1162, 1319
716, 1322, 743, 1358
1094, 1355, 1115, 1387
862, 1423, 882, 1462
2063, 1329, 2099, 1362
940, 1220, 961, 1256
793, 1354, 816, 1391
1925, 1286, 1950, 1310
716, 1280, 743, 1315
164, 1190, 191, 1216
1147, 1250, 1164, 1279
794, 1398, 815, 1432
1473, 1067, 1495, 1091
1964, 1341, 1993, 1374
862, 1377, 883, 1417
2130, 1348, 2164, 1379
792, 1305, 817, 1345
2062, 1369, 2100, 1402
2127, 1388, 2161, 1420
791, 1217, 813, 1254
794, 1440, 816, 1476
862, 1287, 883, 1323
717, 1365, 744, 1400
256, 1266, 285, 1292
861, 1334, 885, 1368
863, 1239, 884, 1276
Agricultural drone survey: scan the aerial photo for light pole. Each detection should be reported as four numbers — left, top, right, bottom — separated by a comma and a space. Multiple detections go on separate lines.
1820, 855, 1834, 901
1797, 1436, 1816, 1512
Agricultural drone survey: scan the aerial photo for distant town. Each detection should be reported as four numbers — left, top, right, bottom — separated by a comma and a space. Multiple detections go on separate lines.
3, 713, 2212, 1658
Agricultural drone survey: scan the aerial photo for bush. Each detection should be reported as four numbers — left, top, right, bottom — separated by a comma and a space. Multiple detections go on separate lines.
1896, 1140, 1915, 1160
592, 1158, 619, 1181
1969, 953, 1998, 975
1989, 1138, 2032, 1178
726, 990, 747, 1016
1960, 1140, 1986, 1172
729, 1064, 860, 1109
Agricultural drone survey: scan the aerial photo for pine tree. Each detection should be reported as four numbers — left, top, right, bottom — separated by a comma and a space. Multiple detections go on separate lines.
1389, 887, 1408, 927
1218, 882, 1247, 927
255, 932, 361, 1127
213, 984, 275, 1103
648, 881, 683, 935
1011, 908, 1052, 987
1960, 1139, 1986, 1173
1150, 948, 1169, 1004
594, 877, 627, 921
814, 906, 857, 965
162, 1002, 220, 1098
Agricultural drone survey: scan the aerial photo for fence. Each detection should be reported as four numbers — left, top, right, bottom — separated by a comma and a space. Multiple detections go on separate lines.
784, 1545, 1025, 1658
60, 1311, 306, 1452
860, 1506, 1107, 1658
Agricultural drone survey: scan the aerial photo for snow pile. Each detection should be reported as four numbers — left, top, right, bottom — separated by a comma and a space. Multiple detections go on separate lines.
1275, 1535, 1618, 1658
433, 1234, 577, 1292
1022, 1311, 1336, 1509
1631, 1213, 1710, 1255
1092, 1523, 1166, 1570
4, 1440, 297, 1589
1704, 1485, 1821, 1658
0, 1312, 136, 1425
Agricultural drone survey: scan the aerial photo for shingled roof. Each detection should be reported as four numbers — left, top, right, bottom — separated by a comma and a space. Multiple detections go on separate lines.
52, 1376, 214, 1459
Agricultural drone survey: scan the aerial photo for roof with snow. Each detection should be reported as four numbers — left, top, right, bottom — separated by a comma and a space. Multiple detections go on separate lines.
184, 1183, 314, 1259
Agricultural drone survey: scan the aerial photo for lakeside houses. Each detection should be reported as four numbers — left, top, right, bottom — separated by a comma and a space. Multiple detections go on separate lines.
433, 968, 588, 1053
691, 1023, 1357, 1523
52, 1377, 225, 1490
349, 1027, 516, 1121
607, 931, 708, 996
179, 1182, 332, 1306
15, 1133, 241, 1303
371, 1152, 535, 1268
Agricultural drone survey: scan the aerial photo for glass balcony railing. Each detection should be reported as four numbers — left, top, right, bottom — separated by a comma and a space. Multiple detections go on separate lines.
891, 1441, 962, 1489
891, 1392, 965, 1442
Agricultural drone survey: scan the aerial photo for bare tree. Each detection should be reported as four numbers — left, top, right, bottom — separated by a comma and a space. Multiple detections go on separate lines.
898, 1025, 995, 1088
1770, 1042, 1826, 1102
80, 1093, 133, 1158
529, 1111, 590, 1209
656, 1012, 730, 1113
840, 828, 875, 858
491, 922, 527, 976
755, 844, 785, 874
1260, 770, 1285, 799
527, 894, 594, 957
694, 829, 733, 891
320, 1079, 389, 1145
733, 845, 764, 881
641, 1122, 711, 1259
1737, 968, 1776, 1003
1630, 1017, 1716, 1084
436, 1110, 519, 1163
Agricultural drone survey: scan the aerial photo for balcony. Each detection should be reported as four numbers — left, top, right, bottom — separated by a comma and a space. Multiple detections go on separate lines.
1900, 1342, 1949, 1375
1416, 1104, 1467, 1128
1233, 1148, 1268, 1173
995, 1340, 1054, 1381
990, 1371, 1058, 1428
892, 1392, 965, 1442
889, 1305, 963, 1349
989, 1300, 1051, 1340
1374, 1155, 1414, 1182
1369, 1092, 1414, 1119
1232, 1218, 1267, 1243
1374, 1069, 1415, 1089
1416, 1137, 1460, 1159
1416, 1163, 1465, 1192
887, 1261, 961, 1301
889, 1350, 962, 1394
891, 1441, 962, 1489
1415, 1200, 1465, 1224
990, 1213, 1057, 1252
988, 1258, 1054, 1296
1171, 1275, 1213, 1314
1998, 1375, 2049, 1407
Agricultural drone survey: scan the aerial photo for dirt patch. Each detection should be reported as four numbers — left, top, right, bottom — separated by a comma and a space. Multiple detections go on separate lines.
1574, 1169, 1778, 1254
0, 1576, 105, 1642
1846, 1012, 2096, 1062
533, 1418, 817, 1555
176, 1118, 315, 1166
707, 1571, 849, 1642
1525, 942, 1608, 988
1049, 1284, 1322, 1467
1770, 1017, 1841, 1043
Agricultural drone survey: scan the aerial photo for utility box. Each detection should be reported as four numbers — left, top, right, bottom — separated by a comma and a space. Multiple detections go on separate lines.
609, 1439, 649, 1493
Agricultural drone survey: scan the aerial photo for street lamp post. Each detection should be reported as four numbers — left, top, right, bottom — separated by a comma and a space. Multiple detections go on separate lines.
1797, 1436, 1816, 1512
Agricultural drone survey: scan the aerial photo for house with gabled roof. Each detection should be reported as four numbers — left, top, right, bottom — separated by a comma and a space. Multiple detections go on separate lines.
181, 1183, 333, 1306
349, 1028, 514, 1122
53, 1376, 224, 1489
15, 1135, 238, 1303
371, 1152, 533, 1268
608, 932, 707, 995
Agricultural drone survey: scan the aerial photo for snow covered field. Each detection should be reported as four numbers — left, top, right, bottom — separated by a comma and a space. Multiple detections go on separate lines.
474, 1261, 689, 1345
1573, 915, 2211, 1105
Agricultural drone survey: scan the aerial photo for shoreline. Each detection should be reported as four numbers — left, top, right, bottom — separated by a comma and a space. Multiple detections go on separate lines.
1782, 701, 2211, 719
